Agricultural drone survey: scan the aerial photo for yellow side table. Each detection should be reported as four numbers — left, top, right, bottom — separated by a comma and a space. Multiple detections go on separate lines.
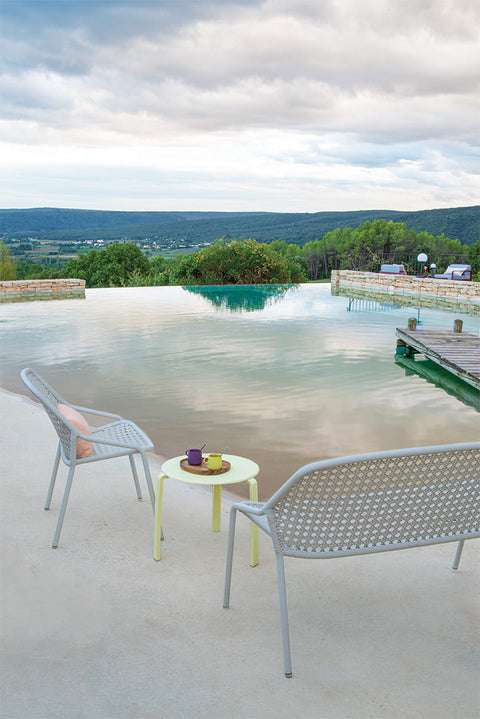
154, 454, 259, 566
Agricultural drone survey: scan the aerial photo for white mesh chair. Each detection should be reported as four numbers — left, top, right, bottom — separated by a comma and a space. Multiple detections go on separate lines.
223, 443, 480, 677
21, 367, 156, 548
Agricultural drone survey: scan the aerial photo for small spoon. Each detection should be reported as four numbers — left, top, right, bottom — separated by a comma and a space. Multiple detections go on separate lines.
220, 445, 230, 456
200, 442, 207, 451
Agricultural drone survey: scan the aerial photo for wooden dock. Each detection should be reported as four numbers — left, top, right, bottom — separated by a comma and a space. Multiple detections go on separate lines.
395, 326, 480, 391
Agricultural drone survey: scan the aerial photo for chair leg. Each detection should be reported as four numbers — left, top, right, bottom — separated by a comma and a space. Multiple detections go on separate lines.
140, 451, 156, 511
223, 507, 238, 609
275, 553, 293, 678
52, 463, 76, 548
45, 444, 61, 510
129, 455, 142, 500
452, 540, 465, 570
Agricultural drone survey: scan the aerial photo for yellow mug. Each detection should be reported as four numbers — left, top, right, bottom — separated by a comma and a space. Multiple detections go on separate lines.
203, 453, 223, 470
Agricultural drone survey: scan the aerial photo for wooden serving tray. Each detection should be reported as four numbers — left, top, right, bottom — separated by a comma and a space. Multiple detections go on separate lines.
180, 458, 231, 476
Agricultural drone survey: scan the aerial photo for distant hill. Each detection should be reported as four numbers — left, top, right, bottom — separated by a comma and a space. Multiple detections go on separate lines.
1, 205, 478, 246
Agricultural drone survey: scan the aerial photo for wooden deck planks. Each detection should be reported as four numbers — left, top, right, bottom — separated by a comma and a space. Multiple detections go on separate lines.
395, 327, 480, 390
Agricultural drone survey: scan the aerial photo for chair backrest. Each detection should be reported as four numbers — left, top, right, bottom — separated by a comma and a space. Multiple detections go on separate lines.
262, 443, 480, 558
20, 367, 77, 462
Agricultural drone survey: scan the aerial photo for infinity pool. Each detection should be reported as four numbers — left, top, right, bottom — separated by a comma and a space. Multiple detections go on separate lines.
1, 283, 478, 499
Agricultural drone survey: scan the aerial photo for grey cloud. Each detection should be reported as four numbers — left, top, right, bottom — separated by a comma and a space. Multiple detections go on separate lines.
0, 72, 74, 114
89, 3, 479, 108
264, 131, 480, 177
4, 35, 92, 77
1, 0, 263, 84
4, 0, 479, 109
334, 0, 480, 41
295, 139, 424, 168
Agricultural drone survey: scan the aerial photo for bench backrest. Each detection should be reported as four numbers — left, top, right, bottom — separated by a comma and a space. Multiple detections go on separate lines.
263, 443, 480, 558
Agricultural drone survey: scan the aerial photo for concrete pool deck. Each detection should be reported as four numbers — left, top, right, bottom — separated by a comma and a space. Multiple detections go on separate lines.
1, 388, 479, 719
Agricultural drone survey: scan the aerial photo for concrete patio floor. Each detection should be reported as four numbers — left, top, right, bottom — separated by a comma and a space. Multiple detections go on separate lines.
1, 388, 479, 719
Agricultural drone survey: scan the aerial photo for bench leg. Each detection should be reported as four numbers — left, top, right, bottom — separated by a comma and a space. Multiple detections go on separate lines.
276, 553, 293, 678
223, 506, 237, 609
245, 478, 259, 567
452, 540, 465, 570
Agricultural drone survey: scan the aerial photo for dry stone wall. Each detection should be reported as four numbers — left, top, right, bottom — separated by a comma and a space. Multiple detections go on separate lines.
0, 279, 85, 299
331, 270, 479, 310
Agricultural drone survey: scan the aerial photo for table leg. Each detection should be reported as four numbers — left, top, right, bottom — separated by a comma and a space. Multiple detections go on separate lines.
245, 478, 259, 567
153, 474, 165, 561
212, 484, 221, 531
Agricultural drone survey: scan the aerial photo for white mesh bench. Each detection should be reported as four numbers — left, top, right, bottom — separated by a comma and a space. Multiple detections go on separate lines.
223, 442, 480, 677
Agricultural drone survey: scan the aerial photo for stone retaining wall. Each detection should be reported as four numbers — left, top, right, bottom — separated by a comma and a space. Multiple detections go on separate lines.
331, 270, 479, 309
0, 278, 85, 300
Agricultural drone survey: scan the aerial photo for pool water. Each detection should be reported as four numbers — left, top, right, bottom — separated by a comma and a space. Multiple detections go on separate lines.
1, 283, 478, 499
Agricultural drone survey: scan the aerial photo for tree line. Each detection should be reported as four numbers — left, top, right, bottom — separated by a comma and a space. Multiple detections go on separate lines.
1, 220, 478, 284
270, 219, 478, 280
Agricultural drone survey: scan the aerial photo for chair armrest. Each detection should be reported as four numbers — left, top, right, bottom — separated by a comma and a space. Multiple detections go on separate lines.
69, 404, 123, 421
233, 501, 266, 516
75, 431, 145, 452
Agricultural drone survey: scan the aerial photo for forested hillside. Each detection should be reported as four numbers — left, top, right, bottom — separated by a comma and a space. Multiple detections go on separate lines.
0, 208, 262, 234
1, 205, 478, 247
3, 220, 478, 284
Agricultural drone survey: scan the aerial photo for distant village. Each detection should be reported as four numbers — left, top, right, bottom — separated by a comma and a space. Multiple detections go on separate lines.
1, 235, 212, 267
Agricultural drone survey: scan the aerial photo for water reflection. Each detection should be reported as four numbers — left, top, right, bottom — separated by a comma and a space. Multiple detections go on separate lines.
395, 355, 480, 411
332, 284, 479, 316
1, 284, 478, 501
0, 292, 85, 304
347, 298, 403, 313
346, 298, 425, 328
184, 284, 296, 311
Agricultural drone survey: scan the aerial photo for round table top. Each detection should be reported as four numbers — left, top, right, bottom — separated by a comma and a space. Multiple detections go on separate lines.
161, 454, 259, 486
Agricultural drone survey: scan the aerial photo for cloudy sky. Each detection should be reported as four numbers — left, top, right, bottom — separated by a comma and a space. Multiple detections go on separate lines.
1, 0, 479, 212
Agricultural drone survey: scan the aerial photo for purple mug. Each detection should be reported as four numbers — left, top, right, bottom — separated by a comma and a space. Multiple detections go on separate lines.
185, 448, 202, 465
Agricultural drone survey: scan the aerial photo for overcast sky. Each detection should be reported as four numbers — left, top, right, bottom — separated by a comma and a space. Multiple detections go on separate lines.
1, 0, 479, 212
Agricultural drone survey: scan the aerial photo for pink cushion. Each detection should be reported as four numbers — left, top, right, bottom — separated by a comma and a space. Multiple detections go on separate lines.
57, 404, 93, 458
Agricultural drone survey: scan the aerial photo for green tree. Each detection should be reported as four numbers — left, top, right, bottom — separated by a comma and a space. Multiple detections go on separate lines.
147, 256, 170, 285
170, 239, 305, 285
0, 241, 16, 280
468, 241, 480, 281
63, 243, 150, 287
296, 220, 471, 278
302, 240, 325, 280
15, 259, 63, 280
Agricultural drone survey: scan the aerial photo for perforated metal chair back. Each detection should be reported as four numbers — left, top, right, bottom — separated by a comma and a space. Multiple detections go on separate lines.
21, 368, 80, 463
